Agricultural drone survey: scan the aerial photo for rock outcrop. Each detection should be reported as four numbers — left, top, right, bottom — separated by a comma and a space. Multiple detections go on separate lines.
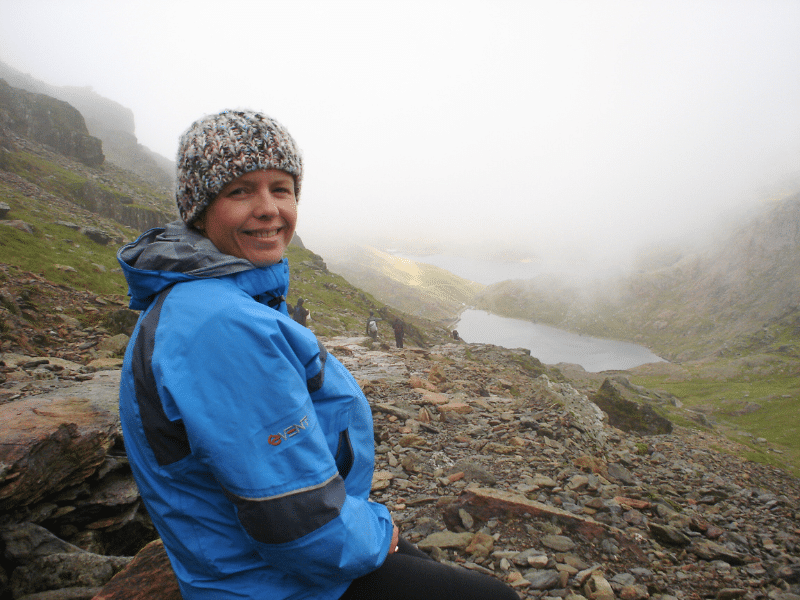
0, 370, 157, 599
590, 378, 673, 435
0, 59, 173, 187
0, 79, 104, 167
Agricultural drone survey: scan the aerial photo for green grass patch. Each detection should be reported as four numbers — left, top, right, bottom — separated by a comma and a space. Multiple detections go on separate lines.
0, 149, 173, 226
0, 183, 133, 296
0, 223, 128, 295
1, 150, 87, 197
632, 365, 800, 476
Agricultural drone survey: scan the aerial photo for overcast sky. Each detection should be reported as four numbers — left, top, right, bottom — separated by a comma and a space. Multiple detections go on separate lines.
1, 0, 799, 275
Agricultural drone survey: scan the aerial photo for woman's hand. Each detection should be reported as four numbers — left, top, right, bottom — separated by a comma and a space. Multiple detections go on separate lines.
388, 524, 400, 554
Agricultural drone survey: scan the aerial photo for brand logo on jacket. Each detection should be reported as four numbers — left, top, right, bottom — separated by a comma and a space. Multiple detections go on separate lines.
268, 415, 310, 446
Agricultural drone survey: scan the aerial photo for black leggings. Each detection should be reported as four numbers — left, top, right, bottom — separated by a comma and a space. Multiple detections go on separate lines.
339, 538, 519, 600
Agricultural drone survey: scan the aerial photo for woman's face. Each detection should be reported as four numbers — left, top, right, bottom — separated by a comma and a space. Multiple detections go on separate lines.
197, 169, 298, 266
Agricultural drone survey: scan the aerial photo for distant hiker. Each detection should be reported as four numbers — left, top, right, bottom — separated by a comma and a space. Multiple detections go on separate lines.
366, 310, 381, 340
117, 109, 518, 600
393, 317, 405, 348
452, 329, 461, 341
292, 297, 309, 326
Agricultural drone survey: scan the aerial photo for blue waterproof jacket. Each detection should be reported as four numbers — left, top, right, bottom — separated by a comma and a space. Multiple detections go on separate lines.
117, 222, 394, 599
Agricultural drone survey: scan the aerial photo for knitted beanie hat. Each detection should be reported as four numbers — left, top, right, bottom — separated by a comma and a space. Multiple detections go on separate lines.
175, 110, 303, 225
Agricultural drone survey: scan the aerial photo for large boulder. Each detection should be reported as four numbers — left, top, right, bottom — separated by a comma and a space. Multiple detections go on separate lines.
0, 395, 119, 512
590, 378, 672, 435
0, 371, 159, 599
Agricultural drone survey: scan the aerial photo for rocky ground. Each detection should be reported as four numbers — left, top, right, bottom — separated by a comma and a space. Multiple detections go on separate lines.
344, 338, 800, 600
1, 277, 799, 599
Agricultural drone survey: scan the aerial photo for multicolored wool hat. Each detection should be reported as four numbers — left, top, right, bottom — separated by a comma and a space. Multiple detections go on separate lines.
175, 110, 303, 225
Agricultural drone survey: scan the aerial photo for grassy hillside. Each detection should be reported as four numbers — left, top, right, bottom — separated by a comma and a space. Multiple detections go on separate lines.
0, 139, 170, 294
274, 245, 453, 346
624, 305, 800, 475
0, 136, 452, 347
326, 245, 484, 324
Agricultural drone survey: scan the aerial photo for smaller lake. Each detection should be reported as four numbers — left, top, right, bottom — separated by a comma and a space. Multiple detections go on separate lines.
455, 309, 666, 372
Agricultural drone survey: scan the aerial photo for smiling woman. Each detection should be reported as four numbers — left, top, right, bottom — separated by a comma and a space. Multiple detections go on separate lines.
115, 109, 518, 600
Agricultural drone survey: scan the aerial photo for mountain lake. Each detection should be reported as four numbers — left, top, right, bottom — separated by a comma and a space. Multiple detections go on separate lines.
455, 309, 666, 372
393, 252, 666, 371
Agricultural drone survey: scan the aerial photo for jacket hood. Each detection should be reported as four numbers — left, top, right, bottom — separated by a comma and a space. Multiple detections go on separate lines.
118, 220, 290, 310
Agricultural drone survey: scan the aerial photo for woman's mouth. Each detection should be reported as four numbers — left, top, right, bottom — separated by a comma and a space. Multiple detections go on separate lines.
246, 228, 281, 239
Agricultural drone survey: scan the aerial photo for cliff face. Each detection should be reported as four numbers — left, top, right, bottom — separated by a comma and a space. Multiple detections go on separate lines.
0, 79, 104, 166
0, 78, 175, 245
0, 61, 173, 188
64, 88, 174, 189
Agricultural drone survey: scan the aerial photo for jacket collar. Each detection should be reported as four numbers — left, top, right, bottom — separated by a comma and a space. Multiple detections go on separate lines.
118, 220, 290, 310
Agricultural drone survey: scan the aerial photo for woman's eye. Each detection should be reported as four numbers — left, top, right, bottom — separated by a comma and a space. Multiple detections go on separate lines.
227, 187, 247, 197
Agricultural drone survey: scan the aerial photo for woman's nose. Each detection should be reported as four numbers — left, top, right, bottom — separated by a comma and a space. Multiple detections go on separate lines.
253, 189, 279, 217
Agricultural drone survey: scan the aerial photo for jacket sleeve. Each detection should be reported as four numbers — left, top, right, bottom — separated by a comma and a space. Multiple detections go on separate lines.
158, 293, 394, 586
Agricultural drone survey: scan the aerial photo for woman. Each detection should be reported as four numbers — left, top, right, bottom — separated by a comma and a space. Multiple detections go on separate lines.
118, 110, 518, 600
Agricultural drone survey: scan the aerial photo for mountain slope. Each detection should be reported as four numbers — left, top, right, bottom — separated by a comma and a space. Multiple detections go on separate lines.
474, 192, 800, 362
326, 245, 484, 324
